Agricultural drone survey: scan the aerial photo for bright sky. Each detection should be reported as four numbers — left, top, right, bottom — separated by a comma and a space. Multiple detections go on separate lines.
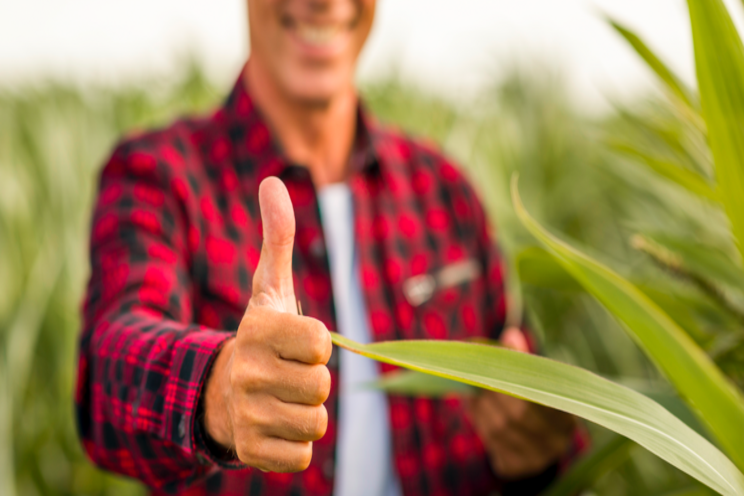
1, 0, 743, 112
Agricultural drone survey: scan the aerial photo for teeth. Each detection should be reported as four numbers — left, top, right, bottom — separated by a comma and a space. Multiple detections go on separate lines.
296, 23, 341, 46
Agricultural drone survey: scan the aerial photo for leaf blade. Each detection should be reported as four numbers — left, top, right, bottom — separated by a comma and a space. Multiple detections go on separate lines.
331, 333, 744, 495
611, 142, 719, 202
688, 0, 744, 261
512, 176, 744, 471
516, 246, 584, 291
366, 369, 474, 397
608, 17, 695, 108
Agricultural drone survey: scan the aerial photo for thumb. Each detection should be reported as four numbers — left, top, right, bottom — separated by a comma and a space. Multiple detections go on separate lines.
500, 327, 530, 353
250, 177, 298, 314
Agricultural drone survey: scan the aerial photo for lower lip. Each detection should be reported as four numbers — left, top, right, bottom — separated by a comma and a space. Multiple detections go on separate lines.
288, 27, 350, 61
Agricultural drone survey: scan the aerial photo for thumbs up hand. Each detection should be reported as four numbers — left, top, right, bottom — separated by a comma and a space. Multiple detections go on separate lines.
202, 177, 332, 472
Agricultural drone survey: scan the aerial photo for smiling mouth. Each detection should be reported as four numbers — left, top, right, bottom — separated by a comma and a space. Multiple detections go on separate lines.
295, 22, 345, 46
281, 12, 355, 48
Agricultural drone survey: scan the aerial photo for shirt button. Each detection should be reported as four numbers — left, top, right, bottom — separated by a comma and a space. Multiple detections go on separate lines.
323, 459, 335, 479
310, 237, 325, 258
178, 417, 186, 439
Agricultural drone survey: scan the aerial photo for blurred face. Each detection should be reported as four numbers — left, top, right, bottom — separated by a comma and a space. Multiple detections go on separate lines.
247, 0, 376, 104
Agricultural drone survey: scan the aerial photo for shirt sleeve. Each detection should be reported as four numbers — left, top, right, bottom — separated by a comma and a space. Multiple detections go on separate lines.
75, 139, 235, 492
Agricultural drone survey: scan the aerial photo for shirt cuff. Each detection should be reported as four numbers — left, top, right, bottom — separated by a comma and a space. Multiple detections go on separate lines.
163, 326, 237, 465
193, 412, 246, 469
185, 328, 246, 470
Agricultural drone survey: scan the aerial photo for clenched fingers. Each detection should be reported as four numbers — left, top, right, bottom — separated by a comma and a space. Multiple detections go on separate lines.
271, 361, 331, 405
235, 435, 313, 473
262, 400, 329, 442
240, 306, 332, 365
230, 358, 331, 405
233, 393, 328, 443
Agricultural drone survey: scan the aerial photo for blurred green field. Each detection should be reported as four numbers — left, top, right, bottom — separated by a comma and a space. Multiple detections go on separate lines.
0, 57, 738, 495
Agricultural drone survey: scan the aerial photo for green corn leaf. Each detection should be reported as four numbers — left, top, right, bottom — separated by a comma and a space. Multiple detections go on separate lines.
331, 333, 744, 495
611, 107, 712, 178
611, 142, 719, 202
518, 247, 714, 344
512, 176, 744, 471
636, 285, 712, 346
542, 435, 635, 496
635, 234, 744, 322
516, 246, 583, 291
366, 368, 474, 397
371, 370, 709, 441
622, 379, 710, 440
656, 487, 717, 496
688, 0, 744, 262
608, 18, 695, 108
644, 234, 744, 294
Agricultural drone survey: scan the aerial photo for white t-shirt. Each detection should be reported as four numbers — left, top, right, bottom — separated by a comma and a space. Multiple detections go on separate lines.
317, 184, 402, 496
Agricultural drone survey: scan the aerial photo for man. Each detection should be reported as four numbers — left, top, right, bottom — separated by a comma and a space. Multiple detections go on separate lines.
76, 1, 581, 495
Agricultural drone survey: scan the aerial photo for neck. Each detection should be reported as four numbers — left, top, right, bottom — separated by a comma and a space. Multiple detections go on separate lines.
245, 60, 358, 188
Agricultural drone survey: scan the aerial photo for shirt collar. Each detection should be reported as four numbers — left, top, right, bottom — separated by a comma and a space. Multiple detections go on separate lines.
220, 68, 383, 179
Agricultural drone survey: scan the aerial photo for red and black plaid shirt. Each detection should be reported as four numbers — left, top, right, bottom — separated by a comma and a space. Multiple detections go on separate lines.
76, 71, 582, 496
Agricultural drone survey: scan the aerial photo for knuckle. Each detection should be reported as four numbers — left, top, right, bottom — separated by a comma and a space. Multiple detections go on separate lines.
241, 306, 276, 339
309, 405, 328, 440
230, 360, 266, 391
295, 444, 313, 471
293, 405, 327, 442
266, 457, 289, 473
247, 437, 281, 473
305, 318, 332, 363
251, 366, 274, 391
234, 435, 260, 466
304, 365, 331, 405
315, 366, 331, 403
228, 364, 246, 390
246, 406, 269, 431
233, 404, 257, 432
235, 443, 250, 464
238, 309, 260, 337
270, 444, 312, 473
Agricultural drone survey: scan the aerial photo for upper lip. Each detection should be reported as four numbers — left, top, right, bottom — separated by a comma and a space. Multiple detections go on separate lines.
280, 5, 358, 30
282, 17, 355, 29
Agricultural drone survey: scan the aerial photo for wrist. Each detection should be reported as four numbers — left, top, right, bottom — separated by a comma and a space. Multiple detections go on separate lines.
203, 337, 236, 450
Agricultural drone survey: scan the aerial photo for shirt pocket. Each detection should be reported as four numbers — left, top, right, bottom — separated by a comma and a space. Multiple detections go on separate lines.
402, 258, 482, 307
402, 258, 485, 340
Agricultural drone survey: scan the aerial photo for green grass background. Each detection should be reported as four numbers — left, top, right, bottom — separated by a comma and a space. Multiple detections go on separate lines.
1, 62, 732, 495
